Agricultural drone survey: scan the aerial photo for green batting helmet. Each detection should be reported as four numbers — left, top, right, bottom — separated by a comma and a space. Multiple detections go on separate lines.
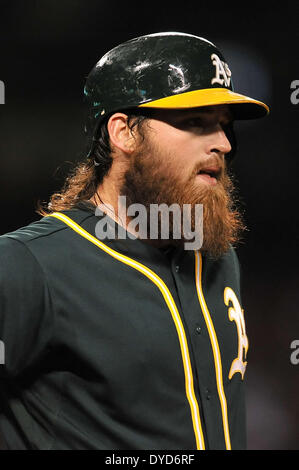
84, 32, 269, 157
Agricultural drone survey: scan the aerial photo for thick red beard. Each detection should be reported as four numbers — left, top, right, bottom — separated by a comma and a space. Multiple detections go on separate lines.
119, 138, 245, 259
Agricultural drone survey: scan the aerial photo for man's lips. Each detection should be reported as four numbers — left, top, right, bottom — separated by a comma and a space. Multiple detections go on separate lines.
196, 166, 221, 185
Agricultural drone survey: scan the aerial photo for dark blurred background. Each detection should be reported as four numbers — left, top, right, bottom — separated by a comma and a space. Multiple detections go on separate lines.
0, 0, 298, 450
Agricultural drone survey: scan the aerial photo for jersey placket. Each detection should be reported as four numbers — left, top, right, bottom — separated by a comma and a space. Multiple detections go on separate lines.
169, 248, 231, 449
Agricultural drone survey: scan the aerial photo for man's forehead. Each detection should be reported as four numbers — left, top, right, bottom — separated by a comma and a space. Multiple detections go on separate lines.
179, 104, 232, 118
146, 104, 233, 123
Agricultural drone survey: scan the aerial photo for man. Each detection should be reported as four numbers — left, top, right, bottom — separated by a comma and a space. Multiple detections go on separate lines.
0, 32, 269, 450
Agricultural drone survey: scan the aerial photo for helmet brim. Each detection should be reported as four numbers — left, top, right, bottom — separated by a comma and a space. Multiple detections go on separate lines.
138, 87, 269, 120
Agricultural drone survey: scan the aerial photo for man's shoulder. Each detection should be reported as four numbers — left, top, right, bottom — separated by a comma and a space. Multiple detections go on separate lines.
203, 245, 240, 267
0, 207, 96, 264
227, 244, 240, 267
221, 245, 241, 277
1, 208, 93, 245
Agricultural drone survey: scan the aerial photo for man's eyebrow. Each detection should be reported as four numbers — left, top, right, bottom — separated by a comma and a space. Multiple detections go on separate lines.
182, 106, 217, 114
179, 107, 233, 121
193, 106, 212, 113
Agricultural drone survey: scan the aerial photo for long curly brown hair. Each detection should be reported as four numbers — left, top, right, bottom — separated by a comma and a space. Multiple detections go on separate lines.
37, 112, 149, 216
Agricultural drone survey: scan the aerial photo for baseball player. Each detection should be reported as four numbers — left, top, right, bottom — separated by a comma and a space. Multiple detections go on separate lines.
0, 32, 269, 450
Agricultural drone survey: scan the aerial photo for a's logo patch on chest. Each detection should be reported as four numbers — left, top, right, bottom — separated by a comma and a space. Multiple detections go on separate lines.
224, 287, 248, 380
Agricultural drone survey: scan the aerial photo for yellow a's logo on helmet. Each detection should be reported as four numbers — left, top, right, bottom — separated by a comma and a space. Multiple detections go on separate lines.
211, 53, 232, 88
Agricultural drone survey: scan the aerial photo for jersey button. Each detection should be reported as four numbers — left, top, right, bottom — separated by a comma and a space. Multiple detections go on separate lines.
206, 389, 211, 400
175, 265, 180, 273
196, 326, 201, 335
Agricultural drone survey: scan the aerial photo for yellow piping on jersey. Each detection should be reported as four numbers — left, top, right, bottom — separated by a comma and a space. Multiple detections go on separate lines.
47, 211, 205, 450
194, 250, 232, 450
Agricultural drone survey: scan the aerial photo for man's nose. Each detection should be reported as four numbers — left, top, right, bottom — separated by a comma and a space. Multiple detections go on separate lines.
206, 126, 232, 156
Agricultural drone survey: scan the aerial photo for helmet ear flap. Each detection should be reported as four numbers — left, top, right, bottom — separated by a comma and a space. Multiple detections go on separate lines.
223, 122, 237, 164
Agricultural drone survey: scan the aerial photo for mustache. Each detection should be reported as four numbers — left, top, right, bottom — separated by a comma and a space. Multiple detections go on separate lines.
192, 156, 225, 178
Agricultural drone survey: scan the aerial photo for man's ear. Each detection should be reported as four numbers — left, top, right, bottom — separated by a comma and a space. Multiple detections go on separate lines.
107, 113, 136, 154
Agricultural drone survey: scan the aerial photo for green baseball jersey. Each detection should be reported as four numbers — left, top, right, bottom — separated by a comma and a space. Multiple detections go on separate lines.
0, 202, 248, 449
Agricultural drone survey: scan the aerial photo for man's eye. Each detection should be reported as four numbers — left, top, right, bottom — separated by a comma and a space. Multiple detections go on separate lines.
186, 118, 202, 127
